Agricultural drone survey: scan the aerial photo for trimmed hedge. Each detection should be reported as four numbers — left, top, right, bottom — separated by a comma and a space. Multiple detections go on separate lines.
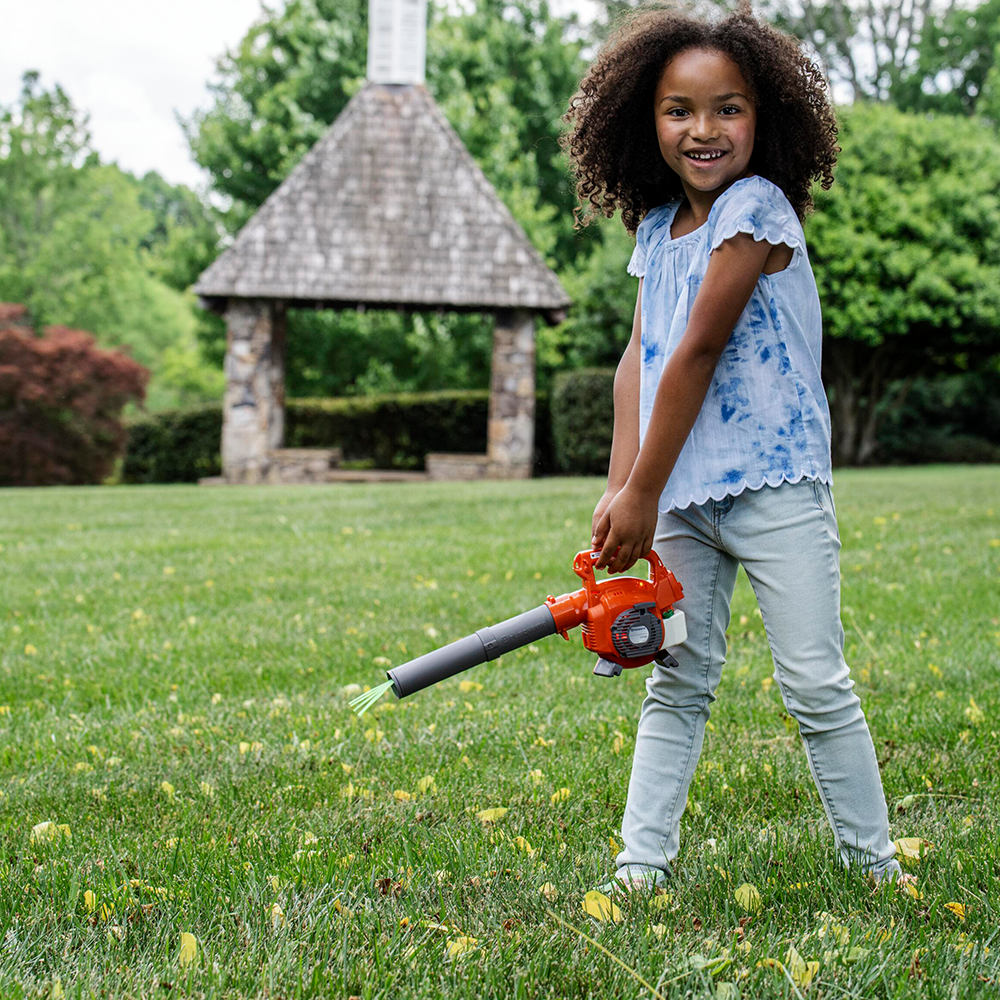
550, 367, 615, 475
285, 391, 490, 469
123, 404, 222, 484
123, 391, 554, 483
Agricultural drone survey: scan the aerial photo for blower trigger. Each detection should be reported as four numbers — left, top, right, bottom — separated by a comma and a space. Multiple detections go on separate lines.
655, 650, 680, 670
593, 658, 623, 678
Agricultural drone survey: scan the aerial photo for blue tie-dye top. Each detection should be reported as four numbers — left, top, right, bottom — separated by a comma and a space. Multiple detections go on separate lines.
628, 175, 832, 513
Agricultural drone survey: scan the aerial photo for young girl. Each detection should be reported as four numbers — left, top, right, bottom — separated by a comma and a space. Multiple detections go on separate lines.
561, 1, 906, 891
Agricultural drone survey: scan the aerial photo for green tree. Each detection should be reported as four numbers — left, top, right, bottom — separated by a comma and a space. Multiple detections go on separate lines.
181, 0, 369, 234
134, 170, 226, 292
0, 72, 224, 411
132, 170, 229, 369
890, 0, 1000, 118
808, 101, 1000, 464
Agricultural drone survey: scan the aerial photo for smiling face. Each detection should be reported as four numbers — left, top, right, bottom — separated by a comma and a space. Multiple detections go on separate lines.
653, 47, 757, 204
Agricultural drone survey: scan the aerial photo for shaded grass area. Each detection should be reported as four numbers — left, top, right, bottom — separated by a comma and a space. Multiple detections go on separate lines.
0, 466, 998, 998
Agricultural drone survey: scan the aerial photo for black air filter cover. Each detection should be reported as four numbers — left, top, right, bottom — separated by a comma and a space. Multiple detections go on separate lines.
610, 602, 663, 660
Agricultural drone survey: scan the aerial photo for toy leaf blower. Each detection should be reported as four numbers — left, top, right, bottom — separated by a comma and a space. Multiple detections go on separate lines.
350, 549, 686, 715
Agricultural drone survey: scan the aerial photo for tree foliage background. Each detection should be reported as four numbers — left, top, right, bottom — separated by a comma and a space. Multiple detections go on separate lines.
0, 74, 225, 411
2, 0, 999, 463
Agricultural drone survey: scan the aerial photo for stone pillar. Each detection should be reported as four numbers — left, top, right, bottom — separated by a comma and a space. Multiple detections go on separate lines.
487, 308, 535, 479
221, 299, 287, 483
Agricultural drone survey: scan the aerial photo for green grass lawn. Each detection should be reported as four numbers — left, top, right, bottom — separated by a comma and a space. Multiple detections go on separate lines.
1, 466, 998, 999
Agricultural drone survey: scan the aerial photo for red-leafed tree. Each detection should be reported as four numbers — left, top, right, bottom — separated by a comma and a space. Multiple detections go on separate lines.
0, 303, 149, 485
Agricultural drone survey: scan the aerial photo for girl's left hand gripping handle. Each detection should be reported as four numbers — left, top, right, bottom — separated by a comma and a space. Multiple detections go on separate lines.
387, 604, 557, 698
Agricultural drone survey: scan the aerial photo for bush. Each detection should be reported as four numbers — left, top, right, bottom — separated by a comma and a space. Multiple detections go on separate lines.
875, 369, 1000, 465
123, 391, 555, 483
0, 304, 149, 486
550, 368, 615, 475
122, 404, 223, 483
285, 391, 491, 469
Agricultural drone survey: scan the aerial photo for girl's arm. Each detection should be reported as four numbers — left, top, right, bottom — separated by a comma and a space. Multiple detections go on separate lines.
593, 232, 777, 573
591, 279, 643, 540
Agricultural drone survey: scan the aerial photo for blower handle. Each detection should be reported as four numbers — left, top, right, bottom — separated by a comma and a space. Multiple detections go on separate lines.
572, 548, 670, 592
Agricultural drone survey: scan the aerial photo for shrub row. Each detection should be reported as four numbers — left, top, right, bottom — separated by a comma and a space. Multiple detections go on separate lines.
122, 389, 562, 483
123, 365, 1000, 485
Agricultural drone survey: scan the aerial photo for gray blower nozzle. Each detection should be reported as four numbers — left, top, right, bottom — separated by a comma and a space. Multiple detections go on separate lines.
387, 604, 557, 699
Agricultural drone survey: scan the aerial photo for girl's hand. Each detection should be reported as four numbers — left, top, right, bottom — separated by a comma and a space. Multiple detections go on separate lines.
591, 488, 618, 543
592, 483, 658, 574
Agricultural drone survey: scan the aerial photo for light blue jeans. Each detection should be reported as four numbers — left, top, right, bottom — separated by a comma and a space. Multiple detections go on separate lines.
615, 478, 900, 883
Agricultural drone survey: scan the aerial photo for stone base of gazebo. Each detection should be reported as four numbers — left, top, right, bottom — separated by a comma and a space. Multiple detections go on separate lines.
425, 453, 531, 481
265, 448, 343, 483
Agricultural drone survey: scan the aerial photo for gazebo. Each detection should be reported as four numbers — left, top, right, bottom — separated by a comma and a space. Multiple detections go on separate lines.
193, 0, 570, 484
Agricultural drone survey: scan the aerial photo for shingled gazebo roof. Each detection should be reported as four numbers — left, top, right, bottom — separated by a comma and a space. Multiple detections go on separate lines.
195, 82, 570, 324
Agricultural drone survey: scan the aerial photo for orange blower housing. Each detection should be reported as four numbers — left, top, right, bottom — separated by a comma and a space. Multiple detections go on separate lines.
546, 549, 684, 669
384, 549, 685, 700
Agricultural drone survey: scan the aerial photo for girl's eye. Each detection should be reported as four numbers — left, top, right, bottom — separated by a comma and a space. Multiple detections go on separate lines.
665, 106, 741, 118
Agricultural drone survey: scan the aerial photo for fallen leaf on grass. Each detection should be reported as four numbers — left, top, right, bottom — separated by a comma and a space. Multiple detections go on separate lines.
539, 883, 558, 902
178, 932, 197, 967
446, 935, 479, 959
894, 837, 933, 865
734, 883, 762, 914
758, 945, 819, 988
30, 822, 71, 844
476, 807, 508, 824
513, 836, 535, 856
944, 902, 966, 921
964, 698, 985, 726
582, 890, 622, 923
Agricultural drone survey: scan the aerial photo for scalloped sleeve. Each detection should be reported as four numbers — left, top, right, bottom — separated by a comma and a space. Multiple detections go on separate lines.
627, 213, 651, 277
707, 178, 804, 256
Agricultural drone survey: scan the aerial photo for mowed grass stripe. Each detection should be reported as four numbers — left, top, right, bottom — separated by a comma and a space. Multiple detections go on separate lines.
0, 466, 997, 999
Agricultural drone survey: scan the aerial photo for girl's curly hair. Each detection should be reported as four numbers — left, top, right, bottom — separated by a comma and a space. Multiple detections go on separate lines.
560, 0, 839, 234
